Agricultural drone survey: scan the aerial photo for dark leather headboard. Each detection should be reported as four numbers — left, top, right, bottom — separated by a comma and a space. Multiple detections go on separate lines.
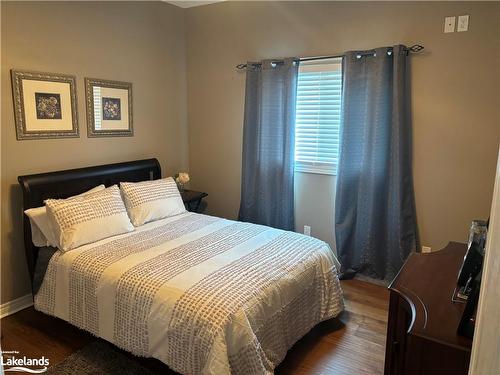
17, 158, 161, 287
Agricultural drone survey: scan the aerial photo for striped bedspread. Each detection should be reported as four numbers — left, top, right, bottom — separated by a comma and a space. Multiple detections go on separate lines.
35, 213, 344, 374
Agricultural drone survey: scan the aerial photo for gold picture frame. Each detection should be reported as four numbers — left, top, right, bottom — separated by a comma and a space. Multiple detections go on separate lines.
11, 70, 79, 140
85, 78, 133, 137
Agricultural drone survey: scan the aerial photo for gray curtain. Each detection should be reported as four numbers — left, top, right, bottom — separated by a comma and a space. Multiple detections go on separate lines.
335, 45, 418, 281
238, 58, 298, 231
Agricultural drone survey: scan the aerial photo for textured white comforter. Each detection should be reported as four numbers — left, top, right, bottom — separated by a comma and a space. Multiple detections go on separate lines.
35, 213, 344, 374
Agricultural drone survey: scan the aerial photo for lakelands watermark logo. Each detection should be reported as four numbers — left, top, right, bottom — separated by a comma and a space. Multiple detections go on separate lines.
1, 350, 49, 373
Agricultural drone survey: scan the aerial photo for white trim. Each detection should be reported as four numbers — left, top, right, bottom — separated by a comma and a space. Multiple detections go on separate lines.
295, 163, 337, 176
0, 294, 33, 319
468, 147, 500, 374
164, 1, 225, 9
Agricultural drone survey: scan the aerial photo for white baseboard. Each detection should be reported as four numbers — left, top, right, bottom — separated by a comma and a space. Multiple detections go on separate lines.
0, 294, 33, 319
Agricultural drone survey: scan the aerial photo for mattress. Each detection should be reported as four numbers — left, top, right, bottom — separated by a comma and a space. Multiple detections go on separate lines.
35, 212, 344, 374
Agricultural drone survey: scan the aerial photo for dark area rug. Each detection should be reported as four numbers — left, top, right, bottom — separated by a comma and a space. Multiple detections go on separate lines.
46, 341, 154, 374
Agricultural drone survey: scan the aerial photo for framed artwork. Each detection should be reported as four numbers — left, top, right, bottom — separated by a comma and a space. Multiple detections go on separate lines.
11, 70, 79, 140
85, 78, 133, 137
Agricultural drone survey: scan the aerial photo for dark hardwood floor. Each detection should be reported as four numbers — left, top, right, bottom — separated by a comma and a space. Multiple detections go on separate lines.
0, 280, 389, 374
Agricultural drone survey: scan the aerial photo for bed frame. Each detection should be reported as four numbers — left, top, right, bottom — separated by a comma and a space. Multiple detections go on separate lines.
18, 158, 161, 288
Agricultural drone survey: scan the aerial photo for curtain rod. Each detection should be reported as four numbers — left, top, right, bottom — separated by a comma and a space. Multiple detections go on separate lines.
236, 44, 424, 70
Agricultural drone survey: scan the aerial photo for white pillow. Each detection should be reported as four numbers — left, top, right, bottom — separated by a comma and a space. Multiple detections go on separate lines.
24, 184, 105, 247
120, 177, 186, 227
45, 185, 134, 252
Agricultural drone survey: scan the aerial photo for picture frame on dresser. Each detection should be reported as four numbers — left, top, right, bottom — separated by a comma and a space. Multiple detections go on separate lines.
85, 78, 133, 137
11, 70, 79, 140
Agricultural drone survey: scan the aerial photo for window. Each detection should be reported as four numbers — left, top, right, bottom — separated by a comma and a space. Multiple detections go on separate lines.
295, 58, 342, 175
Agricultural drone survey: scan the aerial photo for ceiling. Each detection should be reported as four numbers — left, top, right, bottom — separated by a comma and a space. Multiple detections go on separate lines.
165, 1, 225, 8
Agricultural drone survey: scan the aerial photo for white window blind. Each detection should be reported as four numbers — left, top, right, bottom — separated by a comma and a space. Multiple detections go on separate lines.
295, 58, 342, 175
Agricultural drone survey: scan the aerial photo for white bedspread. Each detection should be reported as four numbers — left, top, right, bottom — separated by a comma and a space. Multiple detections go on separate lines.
35, 213, 343, 374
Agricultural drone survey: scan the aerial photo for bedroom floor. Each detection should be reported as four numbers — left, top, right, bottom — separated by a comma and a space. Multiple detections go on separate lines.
0, 279, 389, 374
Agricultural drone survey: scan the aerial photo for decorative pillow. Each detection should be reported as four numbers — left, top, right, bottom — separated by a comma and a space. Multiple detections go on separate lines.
24, 184, 105, 247
120, 177, 186, 226
45, 185, 134, 252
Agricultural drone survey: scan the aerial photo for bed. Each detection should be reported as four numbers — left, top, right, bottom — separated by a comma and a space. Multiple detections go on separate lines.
18, 159, 343, 375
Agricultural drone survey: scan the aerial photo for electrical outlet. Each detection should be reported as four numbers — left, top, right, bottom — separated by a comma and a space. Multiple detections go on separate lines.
457, 15, 469, 32
444, 16, 456, 33
304, 225, 311, 236
422, 246, 432, 253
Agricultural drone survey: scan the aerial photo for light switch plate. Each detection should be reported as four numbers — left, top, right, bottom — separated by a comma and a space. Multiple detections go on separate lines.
444, 16, 456, 33
303, 225, 311, 236
458, 15, 469, 32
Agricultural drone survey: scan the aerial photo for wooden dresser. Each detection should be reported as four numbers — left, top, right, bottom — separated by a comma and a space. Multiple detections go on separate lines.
384, 242, 473, 375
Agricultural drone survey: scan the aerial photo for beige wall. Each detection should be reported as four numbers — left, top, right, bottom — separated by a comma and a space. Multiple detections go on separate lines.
1, 1, 188, 304
295, 173, 337, 252
186, 1, 500, 251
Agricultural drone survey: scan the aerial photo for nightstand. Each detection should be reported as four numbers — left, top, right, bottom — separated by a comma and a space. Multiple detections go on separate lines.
180, 189, 208, 213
